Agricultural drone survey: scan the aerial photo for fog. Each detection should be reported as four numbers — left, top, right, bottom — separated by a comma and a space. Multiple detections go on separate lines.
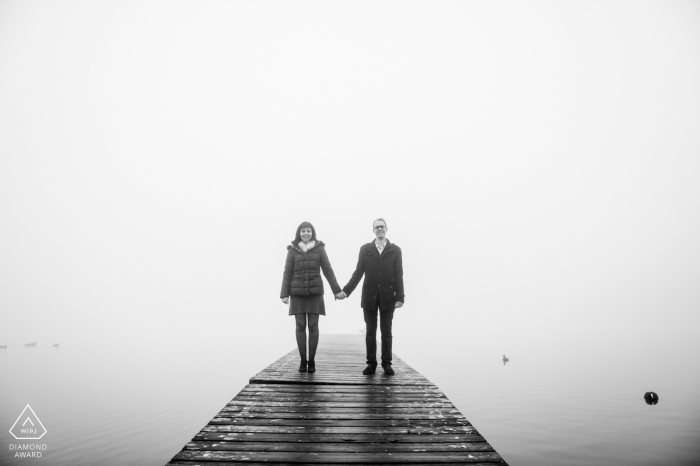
1, 1, 699, 361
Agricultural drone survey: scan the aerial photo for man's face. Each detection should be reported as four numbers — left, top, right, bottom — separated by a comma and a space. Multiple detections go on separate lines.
373, 221, 387, 240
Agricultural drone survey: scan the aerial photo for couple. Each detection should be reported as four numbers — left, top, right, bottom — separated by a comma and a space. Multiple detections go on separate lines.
280, 218, 404, 376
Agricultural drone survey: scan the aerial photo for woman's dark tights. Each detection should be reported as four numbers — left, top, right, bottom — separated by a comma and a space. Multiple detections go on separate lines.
294, 313, 319, 361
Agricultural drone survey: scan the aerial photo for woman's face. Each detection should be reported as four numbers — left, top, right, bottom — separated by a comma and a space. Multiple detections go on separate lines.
300, 228, 313, 243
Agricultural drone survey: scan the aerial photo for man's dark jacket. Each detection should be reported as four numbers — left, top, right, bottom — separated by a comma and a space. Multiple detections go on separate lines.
343, 240, 404, 310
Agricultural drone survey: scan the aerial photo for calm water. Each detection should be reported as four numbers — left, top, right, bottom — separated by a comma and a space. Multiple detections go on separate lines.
1, 327, 699, 466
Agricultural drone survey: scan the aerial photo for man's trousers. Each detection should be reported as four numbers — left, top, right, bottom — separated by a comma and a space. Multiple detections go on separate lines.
363, 305, 395, 366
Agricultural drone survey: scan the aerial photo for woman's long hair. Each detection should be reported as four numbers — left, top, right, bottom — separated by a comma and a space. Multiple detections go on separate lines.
293, 221, 317, 244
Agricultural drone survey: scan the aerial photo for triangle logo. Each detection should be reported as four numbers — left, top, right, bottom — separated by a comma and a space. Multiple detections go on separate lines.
9, 405, 47, 440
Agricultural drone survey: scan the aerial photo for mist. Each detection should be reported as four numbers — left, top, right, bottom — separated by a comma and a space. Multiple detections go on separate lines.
1, 0, 699, 371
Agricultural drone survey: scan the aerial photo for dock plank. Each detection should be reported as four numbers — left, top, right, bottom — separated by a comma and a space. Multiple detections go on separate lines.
185, 441, 495, 452
173, 450, 505, 463
166, 334, 507, 465
209, 419, 471, 428
193, 433, 488, 443
217, 412, 467, 421
221, 406, 464, 415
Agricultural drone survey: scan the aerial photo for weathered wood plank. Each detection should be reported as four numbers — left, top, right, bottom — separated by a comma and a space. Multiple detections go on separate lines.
239, 384, 445, 394
185, 441, 495, 452
239, 388, 446, 396
249, 378, 434, 386
173, 450, 505, 463
230, 394, 450, 402
217, 412, 467, 421
209, 418, 471, 427
249, 378, 433, 385
193, 432, 488, 443
200, 425, 476, 435
170, 463, 504, 466
249, 347, 433, 387
166, 335, 507, 465
223, 405, 461, 411
233, 391, 450, 398
226, 400, 455, 408
253, 371, 425, 378
221, 405, 464, 419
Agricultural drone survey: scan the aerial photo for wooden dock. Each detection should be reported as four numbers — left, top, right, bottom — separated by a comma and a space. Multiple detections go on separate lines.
166, 334, 508, 465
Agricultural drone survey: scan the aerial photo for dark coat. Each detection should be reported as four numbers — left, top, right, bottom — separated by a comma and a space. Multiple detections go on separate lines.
343, 240, 404, 310
280, 241, 342, 298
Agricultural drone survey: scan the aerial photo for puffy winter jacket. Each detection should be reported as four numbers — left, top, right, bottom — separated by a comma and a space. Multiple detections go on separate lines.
280, 241, 342, 298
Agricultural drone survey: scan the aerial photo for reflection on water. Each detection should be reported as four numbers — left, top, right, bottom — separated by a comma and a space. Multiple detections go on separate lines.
1, 329, 699, 466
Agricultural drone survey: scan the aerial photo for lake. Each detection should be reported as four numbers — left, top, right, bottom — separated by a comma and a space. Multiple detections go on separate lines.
1, 325, 699, 465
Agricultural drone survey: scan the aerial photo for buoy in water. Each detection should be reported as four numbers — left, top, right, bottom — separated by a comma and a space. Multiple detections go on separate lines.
644, 392, 659, 405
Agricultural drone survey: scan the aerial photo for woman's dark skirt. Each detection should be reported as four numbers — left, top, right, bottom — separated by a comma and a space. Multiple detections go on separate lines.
289, 295, 325, 316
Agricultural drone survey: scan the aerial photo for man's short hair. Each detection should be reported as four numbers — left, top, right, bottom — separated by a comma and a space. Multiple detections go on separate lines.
373, 218, 387, 228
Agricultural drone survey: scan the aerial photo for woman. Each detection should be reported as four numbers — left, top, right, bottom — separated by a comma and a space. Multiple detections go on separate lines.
280, 221, 344, 373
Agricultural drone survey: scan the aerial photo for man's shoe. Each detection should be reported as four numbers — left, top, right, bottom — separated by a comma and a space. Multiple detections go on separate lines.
307, 360, 316, 373
382, 364, 395, 375
299, 359, 307, 372
363, 363, 377, 375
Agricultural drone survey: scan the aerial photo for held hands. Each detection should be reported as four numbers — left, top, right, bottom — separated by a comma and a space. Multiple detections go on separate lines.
283, 294, 347, 303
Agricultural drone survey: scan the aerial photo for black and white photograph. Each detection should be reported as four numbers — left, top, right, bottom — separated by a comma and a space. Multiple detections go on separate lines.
1, 1, 699, 465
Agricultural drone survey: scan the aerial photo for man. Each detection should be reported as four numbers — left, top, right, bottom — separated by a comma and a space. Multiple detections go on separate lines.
340, 218, 404, 375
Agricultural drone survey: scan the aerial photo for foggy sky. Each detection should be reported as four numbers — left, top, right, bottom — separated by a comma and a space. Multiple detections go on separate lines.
1, 1, 699, 350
